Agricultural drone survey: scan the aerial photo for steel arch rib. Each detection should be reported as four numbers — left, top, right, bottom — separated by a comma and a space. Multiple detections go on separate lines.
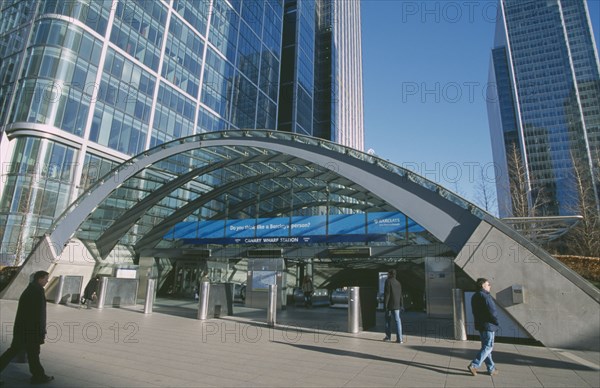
133, 171, 281, 250
47, 133, 480, 256
16, 131, 599, 351
95, 154, 274, 259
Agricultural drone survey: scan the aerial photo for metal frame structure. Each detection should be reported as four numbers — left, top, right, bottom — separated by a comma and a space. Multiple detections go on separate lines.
3, 130, 599, 351
46, 130, 484, 257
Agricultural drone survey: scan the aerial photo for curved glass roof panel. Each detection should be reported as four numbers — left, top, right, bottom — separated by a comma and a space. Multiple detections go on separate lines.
49, 130, 488, 259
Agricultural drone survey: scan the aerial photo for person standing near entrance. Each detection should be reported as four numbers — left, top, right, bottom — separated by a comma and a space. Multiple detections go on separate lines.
383, 269, 404, 343
0, 271, 54, 384
301, 276, 313, 308
82, 275, 100, 309
468, 277, 499, 377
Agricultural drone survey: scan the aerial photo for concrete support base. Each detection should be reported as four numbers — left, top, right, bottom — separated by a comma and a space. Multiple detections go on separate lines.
456, 220, 600, 351
0, 236, 97, 300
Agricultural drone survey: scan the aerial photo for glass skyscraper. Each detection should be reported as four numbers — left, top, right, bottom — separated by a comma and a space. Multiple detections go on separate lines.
488, 0, 600, 218
0, 0, 364, 265
277, 0, 363, 149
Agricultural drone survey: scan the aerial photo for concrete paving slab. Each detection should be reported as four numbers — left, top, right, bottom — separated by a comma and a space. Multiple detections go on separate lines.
1, 299, 598, 387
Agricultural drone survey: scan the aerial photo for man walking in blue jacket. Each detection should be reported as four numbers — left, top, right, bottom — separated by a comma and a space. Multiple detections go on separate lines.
468, 277, 499, 376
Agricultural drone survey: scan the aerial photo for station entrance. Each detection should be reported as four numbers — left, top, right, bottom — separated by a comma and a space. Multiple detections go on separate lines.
149, 252, 470, 341
154, 247, 465, 322
4, 130, 598, 350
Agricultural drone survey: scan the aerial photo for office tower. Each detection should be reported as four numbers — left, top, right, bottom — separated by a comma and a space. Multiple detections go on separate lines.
488, 0, 600, 218
327, 0, 363, 150
278, 0, 364, 150
0, 0, 364, 264
278, 0, 316, 135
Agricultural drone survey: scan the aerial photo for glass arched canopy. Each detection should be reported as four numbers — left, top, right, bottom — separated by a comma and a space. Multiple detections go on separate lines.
19, 132, 600, 352
48, 130, 488, 261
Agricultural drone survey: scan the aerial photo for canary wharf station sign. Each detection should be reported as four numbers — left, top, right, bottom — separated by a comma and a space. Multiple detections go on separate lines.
165, 212, 424, 245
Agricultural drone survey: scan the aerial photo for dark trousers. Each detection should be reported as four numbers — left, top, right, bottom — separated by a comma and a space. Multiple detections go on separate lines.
303, 292, 312, 306
0, 342, 45, 378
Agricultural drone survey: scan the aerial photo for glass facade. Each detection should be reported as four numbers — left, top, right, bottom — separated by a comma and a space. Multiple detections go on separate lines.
488, 0, 600, 217
0, 137, 79, 261
330, 0, 364, 150
0, 0, 364, 265
278, 0, 364, 150
278, 0, 311, 134
52, 130, 445, 261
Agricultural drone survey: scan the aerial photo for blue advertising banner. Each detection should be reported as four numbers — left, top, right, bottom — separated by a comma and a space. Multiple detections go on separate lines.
171, 222, 197, 239
197, 220, 225, 238
256, 217, 290, 237
227, 219, 256, 238
367, 212, 404, 234
328, 214, 366, 235
165, 211, 424, 244
289, 215, 326, 236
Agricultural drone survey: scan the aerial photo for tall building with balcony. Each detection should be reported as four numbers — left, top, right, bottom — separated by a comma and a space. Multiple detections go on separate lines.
488, 0, 600, 218
0, 0, 364, 265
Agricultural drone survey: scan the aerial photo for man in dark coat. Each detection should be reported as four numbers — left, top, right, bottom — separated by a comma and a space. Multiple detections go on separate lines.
0, 271, 54, 384
82, 275, 100, 308
383, 269, 404, 343
468, 277, 499, 377
301, 276, 314, 308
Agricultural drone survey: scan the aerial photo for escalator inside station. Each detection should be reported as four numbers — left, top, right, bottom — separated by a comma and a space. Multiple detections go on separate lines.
154, 255, 467, 338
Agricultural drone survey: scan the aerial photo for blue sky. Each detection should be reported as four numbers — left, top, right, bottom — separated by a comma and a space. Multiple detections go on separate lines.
361, 0, 600, 214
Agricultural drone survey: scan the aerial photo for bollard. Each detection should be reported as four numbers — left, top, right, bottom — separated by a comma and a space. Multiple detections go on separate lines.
348, 287, 360, 333
197, 281, 210, 320
97, 277, 108, 310
267, 284, 277, 327
144, 278, 156, 314
55, 275, 65, 304
452, 288, 467, 341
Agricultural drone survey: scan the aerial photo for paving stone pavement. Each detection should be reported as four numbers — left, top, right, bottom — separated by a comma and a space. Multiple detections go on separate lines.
0, 299, 598, 387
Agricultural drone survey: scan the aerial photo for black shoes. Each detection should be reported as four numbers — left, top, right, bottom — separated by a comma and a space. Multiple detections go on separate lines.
31, 375, 54, 384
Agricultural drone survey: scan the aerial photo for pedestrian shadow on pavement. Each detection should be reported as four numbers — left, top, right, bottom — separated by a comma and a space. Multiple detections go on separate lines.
271, 341, 468, 376
410, 345, 598, 371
